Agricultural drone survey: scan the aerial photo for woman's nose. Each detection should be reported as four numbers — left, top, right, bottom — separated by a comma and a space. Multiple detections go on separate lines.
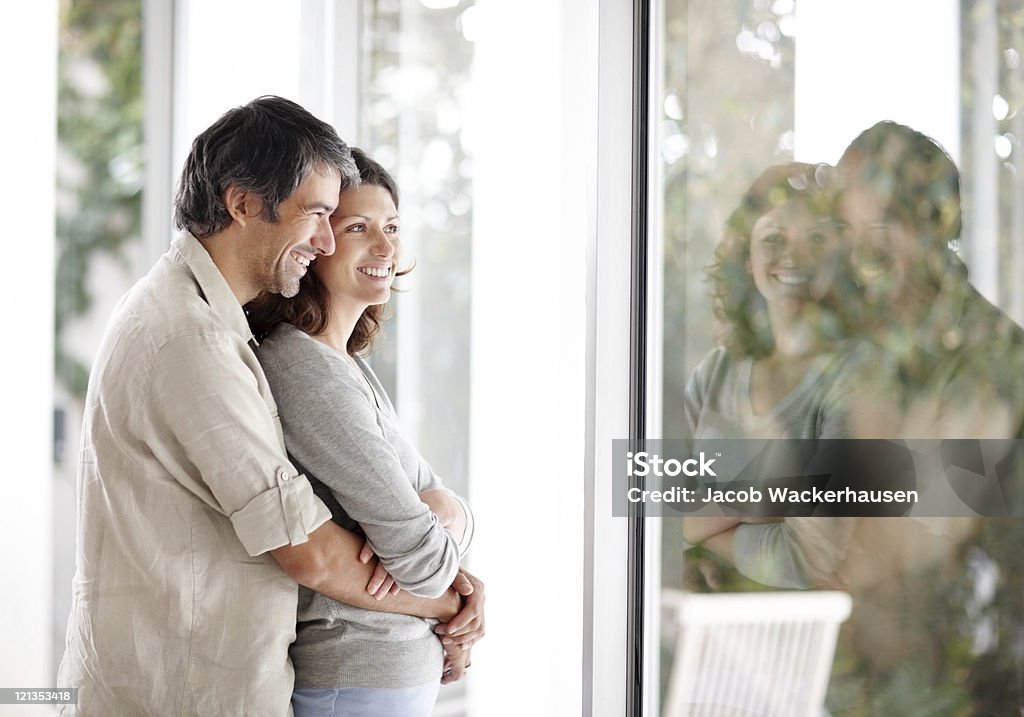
370, 227, 395, 257
776, 243, 799, 264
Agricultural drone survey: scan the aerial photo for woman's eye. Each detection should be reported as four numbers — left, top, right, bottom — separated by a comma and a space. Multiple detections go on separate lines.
759, 233, 783, 245
384, 225, 400, 235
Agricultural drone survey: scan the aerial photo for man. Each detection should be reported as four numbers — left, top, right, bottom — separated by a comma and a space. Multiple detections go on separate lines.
58, 96, 482, 716
827, 120, 1024, 710
837, 120, 1024, 438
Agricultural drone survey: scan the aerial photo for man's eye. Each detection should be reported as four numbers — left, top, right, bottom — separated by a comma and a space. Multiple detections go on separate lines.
348, 224, 366, 233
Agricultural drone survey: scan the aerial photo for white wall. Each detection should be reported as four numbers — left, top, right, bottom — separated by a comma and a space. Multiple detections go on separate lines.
0, 0, 58, 710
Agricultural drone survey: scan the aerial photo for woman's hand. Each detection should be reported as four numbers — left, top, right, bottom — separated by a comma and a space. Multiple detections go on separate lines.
419, 489, 470, 545
441, 644, 473, 684
435, 569, 485, 649
359, 540, 400, 600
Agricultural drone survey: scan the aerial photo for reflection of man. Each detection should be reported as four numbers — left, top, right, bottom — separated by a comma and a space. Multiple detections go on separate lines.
57, 96, 481, 716
837, 120, 1024, 438
827, 120, 1024, 706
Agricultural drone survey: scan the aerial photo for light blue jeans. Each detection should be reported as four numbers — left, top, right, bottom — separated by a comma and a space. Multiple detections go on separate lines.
291, 684, 440, 717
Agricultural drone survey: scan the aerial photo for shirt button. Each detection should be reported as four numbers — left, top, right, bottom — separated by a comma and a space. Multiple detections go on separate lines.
942, 328, 963, 350
278, 470, 292, 482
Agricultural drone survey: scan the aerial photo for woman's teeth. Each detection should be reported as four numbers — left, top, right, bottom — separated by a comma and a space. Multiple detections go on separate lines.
359, 266, 390, 278
773, 273, 809, 285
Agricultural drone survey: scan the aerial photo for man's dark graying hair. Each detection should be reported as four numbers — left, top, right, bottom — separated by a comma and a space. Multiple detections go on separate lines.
838, 120, 961, 256
173, 95, 359, 238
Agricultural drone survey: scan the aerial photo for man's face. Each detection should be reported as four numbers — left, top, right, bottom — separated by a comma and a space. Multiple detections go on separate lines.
837, 160, 928, 308
245, 169, 341, 298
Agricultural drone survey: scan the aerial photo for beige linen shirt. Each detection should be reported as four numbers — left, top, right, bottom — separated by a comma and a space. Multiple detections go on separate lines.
57, 234, 331, 716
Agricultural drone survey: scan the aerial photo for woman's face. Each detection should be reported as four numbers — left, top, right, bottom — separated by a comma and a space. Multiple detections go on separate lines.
747, 198, 844, 311
315, 184, 402, 313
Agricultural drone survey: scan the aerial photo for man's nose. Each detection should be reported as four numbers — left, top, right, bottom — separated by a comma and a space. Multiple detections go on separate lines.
312, 216, 336, 256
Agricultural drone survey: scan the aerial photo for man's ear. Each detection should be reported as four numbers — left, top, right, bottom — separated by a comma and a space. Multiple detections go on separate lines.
224, 185, 264, 228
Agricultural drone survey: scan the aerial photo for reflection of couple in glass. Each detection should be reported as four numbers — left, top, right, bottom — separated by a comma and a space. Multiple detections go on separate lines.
683, 120, 1024, 587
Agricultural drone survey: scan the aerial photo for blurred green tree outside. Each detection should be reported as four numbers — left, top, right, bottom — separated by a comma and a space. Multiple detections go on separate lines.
56, 0, 142, 397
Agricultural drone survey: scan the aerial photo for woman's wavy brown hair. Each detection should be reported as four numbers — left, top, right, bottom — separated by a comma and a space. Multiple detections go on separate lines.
245, 147, 408, 355
709, 161, 851, 358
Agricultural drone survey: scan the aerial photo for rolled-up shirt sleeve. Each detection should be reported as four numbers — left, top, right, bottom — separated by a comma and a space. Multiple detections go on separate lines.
144, 332, 331, 556
228, 467, 332, 556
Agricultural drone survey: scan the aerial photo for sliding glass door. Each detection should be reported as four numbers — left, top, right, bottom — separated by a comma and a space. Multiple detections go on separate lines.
645, 1, 1024, 715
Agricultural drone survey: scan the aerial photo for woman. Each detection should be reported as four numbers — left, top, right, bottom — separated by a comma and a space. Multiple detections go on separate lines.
684, 161, 861, 441
682, 162, 870, 586
248, 149, 474, 717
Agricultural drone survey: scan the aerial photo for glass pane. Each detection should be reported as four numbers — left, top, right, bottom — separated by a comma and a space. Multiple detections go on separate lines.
54, 0, 144, 671
361, 3, 475, 711
361, 0, 475, 501
360, 2, 588, 715
655, 1, 1024, 714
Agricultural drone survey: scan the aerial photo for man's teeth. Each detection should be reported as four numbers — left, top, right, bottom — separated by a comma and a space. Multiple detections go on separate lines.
293, 254, 311, 267
856, 264, 886, 281
359, 266, 390, 278
774, 273, 808, 285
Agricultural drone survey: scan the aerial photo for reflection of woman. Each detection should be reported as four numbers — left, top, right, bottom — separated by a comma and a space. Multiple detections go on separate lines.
685, 162, 858, 441
248, 149, 475, 717
683, 162, 866, 584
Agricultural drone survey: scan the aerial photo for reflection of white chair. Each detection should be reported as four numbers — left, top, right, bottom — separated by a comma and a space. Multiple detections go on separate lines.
662, 590, 852, 717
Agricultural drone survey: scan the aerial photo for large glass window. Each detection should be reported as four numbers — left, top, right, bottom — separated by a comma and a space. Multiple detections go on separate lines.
361, 6, 475, 711
53, 0, 145, 669
652, 1, 1024, 714
48, 3, 593, 714
359, 3, 590, 714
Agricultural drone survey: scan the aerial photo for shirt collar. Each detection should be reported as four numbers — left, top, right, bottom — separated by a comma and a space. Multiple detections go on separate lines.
170, 233, 256, 344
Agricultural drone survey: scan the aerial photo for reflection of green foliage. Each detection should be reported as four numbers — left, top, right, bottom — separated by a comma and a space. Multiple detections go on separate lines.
960, 519, 1024, 714
57, 0, 142, 396
672, 519, 1024, 716
660, 1, 796, 437
663, 3, 1024, 715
